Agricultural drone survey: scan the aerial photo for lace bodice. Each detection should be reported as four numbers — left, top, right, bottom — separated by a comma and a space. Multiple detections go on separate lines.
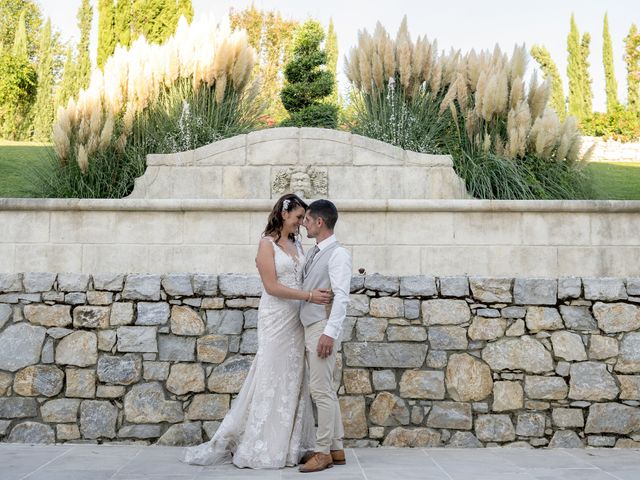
266, 237, 304, 289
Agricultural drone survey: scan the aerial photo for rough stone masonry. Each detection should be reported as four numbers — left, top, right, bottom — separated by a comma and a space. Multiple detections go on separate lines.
1, 273, 640, 449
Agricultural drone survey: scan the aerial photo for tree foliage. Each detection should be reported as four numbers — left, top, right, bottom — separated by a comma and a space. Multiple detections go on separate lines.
230, 6, 298, 124
115, 0, 131, 47
76, 0, 92, 91
582, 105, 640, 142
602, 12, 619, 112
0, 52, 37, 138
567, 14, 583, 119
566, 14, 592, 120
325, 17, 339, 107
31, 18, 54, 140
110, 0, 194, 49
0, 0, 42, 59
177, 0, 193, 23
0, 1, 66, 140
97, 0, 115, 68
531, 44, 566, 119
280, 20, 337, 128
55, 45, 75, 109
580, 32, 593, 116
625, 23, 640, 113
11, 10, 28, 58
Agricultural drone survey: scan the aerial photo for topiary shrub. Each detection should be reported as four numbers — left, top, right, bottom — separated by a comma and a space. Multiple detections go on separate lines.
280, 20, 338, 128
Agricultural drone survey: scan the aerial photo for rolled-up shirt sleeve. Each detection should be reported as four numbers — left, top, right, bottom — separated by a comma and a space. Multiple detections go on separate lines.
324, 247, 352, 339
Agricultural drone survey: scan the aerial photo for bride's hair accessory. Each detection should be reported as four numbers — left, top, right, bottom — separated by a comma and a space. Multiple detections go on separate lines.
282, 198, 291, 212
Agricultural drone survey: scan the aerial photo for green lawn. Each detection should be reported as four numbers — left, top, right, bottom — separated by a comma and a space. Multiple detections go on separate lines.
587, 161, 640, 200
0, 140, 54, 197
1, 142, 640, 200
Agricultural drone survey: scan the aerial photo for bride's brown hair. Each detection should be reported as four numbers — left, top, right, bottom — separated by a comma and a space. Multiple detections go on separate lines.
263, 194, 308, 243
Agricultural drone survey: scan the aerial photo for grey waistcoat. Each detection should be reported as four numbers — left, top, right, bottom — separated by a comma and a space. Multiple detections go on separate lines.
300, 241, 340, 327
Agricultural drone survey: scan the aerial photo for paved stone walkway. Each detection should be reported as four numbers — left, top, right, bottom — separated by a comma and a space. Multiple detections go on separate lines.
0, 444, 639, 480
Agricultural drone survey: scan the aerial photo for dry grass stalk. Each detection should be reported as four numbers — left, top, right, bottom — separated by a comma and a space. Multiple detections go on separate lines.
345, 19, 584, 164
53, 14, 256, 172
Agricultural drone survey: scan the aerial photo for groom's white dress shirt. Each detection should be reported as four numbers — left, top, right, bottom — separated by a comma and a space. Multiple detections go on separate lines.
314, 234, 352, 339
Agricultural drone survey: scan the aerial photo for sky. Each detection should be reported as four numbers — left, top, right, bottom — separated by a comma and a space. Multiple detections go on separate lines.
39, 0, 639, 112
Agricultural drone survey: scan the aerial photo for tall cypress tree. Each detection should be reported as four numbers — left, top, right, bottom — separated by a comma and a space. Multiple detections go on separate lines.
325, 17, 339, 107
114, 0, 193, 47
602, 12, 619, 112
131, 0, 166, 44
567, 14, 584, 119
97, 0, 116, 68
56, 45, 75, 107
0, 0, 43, 59
31, 17, 54, 140
531, 45, 566, 119
0, 7, 36, 139
76, 0, 92, 91
230, 6, 297, 123
115, 0, 131, 47
176, 0, 193, 23
580, 32, 593, 117
625, 23, 640, 114
11, 10, 28, 59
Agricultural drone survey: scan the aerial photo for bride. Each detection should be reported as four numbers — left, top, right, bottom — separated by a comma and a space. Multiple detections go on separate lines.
182, 194, 332, 469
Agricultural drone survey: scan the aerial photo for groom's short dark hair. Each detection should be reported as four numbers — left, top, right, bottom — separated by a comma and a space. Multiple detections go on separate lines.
307, 199, 338, 230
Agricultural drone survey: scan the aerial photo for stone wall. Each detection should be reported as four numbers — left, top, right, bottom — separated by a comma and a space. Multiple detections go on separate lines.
580, 136, 640, 163
1, 272, 640, 448
2, 198, 640, 277
126, 127, 468, 200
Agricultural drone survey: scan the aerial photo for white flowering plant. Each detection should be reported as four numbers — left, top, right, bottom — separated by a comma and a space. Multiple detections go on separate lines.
41, 15, 261, 198
345, 17, 593, 199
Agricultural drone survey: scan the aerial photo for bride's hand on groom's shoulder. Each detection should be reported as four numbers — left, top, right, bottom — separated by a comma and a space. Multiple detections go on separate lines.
309, 288, 332, 305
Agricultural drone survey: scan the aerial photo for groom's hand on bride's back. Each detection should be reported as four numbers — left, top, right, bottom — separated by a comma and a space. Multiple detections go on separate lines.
310, 289, 332, 305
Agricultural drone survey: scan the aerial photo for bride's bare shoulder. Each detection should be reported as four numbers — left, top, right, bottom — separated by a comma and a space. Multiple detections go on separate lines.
259, 236, 276, 249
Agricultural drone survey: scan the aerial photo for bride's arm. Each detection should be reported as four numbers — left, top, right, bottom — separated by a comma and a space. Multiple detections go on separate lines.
255, 238, 330, 304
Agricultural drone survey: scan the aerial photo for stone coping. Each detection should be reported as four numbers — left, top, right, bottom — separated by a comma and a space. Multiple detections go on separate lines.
2, 198, 640, 213
144, 127, 455, 167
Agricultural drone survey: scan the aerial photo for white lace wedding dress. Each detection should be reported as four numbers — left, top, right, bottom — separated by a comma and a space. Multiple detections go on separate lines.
182, 237, 315, 469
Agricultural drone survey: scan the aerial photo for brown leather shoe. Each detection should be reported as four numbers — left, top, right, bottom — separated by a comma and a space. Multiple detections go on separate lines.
298, 452, 333, 473
299, 450, 315, 465
330, 449, 346, 465
300, 449, 345, 466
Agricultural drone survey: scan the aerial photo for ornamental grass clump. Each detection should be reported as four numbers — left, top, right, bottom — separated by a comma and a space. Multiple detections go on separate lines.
345, 17, 593, 199
345, 19, 449, 153
42, 15, 259, 198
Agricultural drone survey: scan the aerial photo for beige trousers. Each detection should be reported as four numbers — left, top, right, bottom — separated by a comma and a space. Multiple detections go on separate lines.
304, 320, 344, 454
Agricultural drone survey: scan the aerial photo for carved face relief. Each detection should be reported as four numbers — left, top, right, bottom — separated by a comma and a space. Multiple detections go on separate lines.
272, 166, 328, 199
290, 172, 312, 197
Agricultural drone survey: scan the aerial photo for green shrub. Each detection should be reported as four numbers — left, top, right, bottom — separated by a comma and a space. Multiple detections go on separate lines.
0, 54, 37, 140
581, 106, 640, 142
280, 20, 338, 128
279, 103, 338, 128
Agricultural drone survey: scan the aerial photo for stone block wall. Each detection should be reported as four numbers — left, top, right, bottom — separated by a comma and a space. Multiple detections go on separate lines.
580, 136, 640, 163
2, 199, 640, 277
126, 127, 468, 199
1, 273, 640, 448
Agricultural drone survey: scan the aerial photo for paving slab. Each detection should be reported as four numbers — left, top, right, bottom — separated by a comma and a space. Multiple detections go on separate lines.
0, 445, 638, 480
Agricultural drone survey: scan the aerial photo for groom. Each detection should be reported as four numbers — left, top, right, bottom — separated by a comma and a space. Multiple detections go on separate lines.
298, 199, 352, 473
